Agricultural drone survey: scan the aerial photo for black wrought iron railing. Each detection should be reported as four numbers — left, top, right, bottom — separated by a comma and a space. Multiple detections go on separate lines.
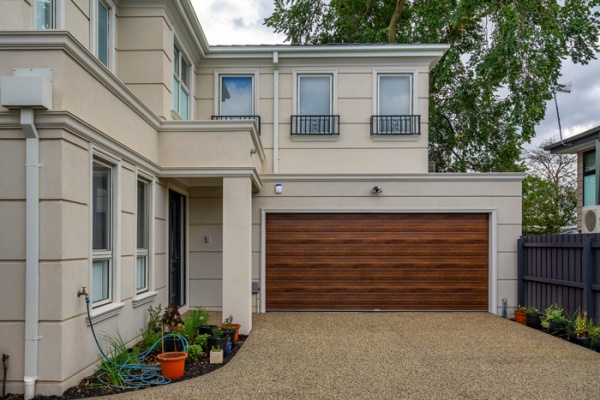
291, 115, 340, 135
370, 115, 420, 135
211, 115, 261, 135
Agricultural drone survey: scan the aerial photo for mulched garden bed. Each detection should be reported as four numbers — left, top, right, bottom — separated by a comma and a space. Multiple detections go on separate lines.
0, 335, 247, 400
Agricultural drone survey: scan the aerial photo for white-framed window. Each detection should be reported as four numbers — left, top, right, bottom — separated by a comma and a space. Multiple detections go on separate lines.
90, 0, 115, 69
173, 45, 191, 120
92, 160, 113, 306
298, 74, 332, 116
292, 72, 338, 135
371, 69, 419, 136
377, 74, 412, 115
136, 179, 149, 293
219, 75, 254, 116
35, 0, 55, 29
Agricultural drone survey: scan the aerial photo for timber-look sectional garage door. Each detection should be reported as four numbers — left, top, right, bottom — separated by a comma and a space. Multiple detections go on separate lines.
266, 213, 489, 311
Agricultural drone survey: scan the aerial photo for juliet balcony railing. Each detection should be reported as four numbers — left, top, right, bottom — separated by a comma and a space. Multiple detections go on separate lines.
370, 115, 420, 136
291, 115, 340, 136
211, 115, 261, 135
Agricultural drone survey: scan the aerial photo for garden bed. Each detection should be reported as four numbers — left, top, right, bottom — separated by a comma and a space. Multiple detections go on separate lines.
0, 335, 247, 400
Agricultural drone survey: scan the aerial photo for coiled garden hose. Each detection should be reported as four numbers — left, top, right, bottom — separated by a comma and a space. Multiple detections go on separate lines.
85, 294, 187, 389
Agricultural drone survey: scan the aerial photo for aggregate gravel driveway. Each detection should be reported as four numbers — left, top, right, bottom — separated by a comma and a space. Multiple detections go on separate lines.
104, 312, 600, 399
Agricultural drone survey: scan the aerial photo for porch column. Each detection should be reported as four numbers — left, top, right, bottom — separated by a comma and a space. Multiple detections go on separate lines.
222, 177, 252, 334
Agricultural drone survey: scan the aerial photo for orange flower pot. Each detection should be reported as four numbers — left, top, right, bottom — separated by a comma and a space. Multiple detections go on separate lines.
514, 311, 526, 324
157, 351, 187, 379
221, 323, 241, 341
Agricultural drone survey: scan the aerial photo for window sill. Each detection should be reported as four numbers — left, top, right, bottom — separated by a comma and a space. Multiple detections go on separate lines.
133, 291, 159, 308
87, 302, 125, 325
370, 134, 420, 142
291, 135, 340, 142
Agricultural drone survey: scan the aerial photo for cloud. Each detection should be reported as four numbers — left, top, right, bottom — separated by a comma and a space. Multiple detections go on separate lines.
531, 55, 600, 149
192, 0, 286, 45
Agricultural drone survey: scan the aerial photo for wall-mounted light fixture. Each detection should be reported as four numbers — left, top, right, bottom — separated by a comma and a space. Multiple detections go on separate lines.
275, 183, 282, 194
371, 186, 382, 194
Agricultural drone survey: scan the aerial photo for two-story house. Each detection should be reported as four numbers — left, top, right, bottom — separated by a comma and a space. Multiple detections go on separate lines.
0, 0, 523, 397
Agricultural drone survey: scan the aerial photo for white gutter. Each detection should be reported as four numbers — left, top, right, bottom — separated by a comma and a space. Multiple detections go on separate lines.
273, 51, 279, 173
22, 108, 41, 400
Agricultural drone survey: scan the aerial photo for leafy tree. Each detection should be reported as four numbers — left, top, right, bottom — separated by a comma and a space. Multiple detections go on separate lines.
522, 175, 576, 235
265, 0, 600, 172
521, 139, 576, 235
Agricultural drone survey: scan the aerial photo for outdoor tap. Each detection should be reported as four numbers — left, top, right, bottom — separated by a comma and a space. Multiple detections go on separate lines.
77, 286, 87, 298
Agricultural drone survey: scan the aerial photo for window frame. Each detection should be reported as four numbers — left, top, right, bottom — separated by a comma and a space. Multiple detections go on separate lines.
583, 150, 596, 207
218, 74, 256, 117
290, 70, 338, 138
91, 159, 114, 307
296, 74, 333, 116
173, 43, 192, 120
136, 178, 150, 294
90, 0, 115, 70
377, 74, 413, 116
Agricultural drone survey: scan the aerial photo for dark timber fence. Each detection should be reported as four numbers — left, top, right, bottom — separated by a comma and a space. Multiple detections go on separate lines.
517, 234, 600, 323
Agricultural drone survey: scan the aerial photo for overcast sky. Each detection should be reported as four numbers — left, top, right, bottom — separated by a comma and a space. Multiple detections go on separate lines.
193, 0, 600, 149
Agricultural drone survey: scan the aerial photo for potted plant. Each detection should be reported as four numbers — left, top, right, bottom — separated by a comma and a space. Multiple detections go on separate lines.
514, 305, 527, 324
525, 306, 541, 329
161, 305, 185, 352
541, 304, 567, 337
210, 346, 223, 364
220, 314, 241, 342
591, 326, 600, 352
157, 351, 188, 379
573, 310, 594, 348
207, 327, 230, 355
157, 305, 188, 379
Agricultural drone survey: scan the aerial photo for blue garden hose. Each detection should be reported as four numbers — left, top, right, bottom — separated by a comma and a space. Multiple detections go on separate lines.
85, 294, 187, 389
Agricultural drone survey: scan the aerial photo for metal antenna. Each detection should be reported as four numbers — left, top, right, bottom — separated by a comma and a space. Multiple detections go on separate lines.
551, 82, 572, 146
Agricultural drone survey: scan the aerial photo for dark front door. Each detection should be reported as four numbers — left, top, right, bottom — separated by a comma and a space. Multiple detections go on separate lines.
169, 190, 186, 307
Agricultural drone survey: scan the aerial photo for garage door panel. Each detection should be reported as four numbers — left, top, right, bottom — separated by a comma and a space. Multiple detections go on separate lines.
267, 244, 488, 257
266, 213, 489, 311
267, 221, 488, 234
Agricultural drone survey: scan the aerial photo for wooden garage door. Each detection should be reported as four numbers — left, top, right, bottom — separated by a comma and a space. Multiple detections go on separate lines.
266, 213, 489, 311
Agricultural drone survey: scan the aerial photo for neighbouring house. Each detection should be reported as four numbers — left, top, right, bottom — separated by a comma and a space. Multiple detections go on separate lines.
546, 125, 600, 232
0, 0, 523, 397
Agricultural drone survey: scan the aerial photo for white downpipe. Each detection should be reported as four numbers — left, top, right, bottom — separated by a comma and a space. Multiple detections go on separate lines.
22, 109, 40, 400
273, 52, 279, 173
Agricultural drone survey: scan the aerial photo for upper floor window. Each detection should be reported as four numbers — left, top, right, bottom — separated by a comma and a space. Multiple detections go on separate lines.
292, 74, 339, 135
173, 45, 190, 120
90, 0, 114, 69
212, 74, 261, 134
584, 150, 596, 206
136, 179, 149, 294
36, 0, 55, 29
220, 75, 254, 116
97, 0, 110, 67
92, 161, 113, 306
371, 74, 418, 135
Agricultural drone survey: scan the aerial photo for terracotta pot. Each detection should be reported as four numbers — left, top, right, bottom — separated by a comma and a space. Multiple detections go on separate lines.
157, 352, 187, 379
514, 311, 526, 324
220, 323, 241, 341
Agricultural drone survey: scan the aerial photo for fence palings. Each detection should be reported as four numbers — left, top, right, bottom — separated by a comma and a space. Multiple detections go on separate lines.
517, 233, 600, 323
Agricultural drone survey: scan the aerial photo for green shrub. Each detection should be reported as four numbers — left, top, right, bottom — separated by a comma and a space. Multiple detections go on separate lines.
182, 306, 210, 344
187, 344, 204, 361
139, 327, 162, 352
194, 333, 209, 352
